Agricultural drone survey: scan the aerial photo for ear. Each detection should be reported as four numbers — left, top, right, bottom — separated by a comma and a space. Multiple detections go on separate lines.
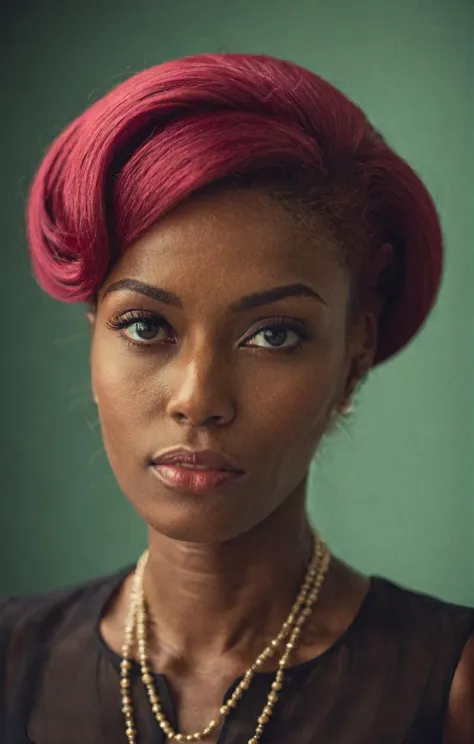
342, 243, 396, 400
86, 309, 96, 332
86, 310, 98, 404
343, 308, 378, 401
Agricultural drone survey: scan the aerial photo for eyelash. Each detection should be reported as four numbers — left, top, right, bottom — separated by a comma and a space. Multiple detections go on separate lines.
105, 310, 311, 355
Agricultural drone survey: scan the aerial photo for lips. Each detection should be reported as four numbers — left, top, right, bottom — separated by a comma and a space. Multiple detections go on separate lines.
151, 447, 244, 473
150, 447, 245, 495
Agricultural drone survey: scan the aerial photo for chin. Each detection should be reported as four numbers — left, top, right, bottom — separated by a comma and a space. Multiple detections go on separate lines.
131, 488, 264, 545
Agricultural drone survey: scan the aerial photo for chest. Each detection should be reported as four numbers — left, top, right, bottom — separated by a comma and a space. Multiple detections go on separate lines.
21, 658, 440, 744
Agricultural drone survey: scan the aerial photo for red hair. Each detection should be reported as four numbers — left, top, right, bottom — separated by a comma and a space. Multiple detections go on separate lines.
26, 52, 443, 364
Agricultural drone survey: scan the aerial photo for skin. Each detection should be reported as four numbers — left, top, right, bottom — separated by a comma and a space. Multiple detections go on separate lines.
87, 188, 472, 742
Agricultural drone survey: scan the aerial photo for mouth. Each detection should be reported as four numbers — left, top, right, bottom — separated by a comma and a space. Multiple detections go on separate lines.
151, 463, 245, 494
149, 446, 245, 494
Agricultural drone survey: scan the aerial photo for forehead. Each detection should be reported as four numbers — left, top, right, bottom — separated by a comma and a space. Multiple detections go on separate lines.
103, 189, 347, 306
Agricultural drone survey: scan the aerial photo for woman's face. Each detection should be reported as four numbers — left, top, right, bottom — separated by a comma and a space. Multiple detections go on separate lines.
89, 189, 369, 542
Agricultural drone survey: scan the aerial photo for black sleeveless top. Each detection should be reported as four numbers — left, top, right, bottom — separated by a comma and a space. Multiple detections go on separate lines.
1, 566, 473, 744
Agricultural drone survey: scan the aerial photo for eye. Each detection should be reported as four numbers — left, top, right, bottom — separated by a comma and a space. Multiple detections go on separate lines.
106, 311, 311, 354
243, 319, 310, 353
106, 310, 174, 346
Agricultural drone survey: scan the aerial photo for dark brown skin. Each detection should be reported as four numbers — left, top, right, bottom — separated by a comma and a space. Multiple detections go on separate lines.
87, 189, 472, 742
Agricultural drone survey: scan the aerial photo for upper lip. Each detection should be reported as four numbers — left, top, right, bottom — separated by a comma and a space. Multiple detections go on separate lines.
151, 447, 244, 472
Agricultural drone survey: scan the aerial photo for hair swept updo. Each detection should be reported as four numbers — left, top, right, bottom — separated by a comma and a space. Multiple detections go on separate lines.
26, 52, 443, 365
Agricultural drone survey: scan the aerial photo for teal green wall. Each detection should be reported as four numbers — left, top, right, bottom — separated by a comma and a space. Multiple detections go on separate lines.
1, 0, 472, 603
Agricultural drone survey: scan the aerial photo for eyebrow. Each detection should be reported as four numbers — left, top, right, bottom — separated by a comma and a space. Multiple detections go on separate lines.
102, 278, 327, 311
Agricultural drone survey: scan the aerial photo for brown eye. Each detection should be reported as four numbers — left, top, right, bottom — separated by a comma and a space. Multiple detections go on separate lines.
106, 311, 175, 347
124, 319, 166, 342
243, 318, 311, 353
246, 325, 300, 349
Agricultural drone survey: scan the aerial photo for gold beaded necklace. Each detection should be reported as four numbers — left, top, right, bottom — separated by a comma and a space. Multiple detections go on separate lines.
120, 533, 330, 744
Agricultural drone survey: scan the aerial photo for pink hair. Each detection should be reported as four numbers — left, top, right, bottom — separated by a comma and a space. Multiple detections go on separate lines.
26, 52, 443, 364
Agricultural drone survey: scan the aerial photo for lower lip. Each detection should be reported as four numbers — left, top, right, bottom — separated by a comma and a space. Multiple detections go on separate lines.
151, 465, 244, 494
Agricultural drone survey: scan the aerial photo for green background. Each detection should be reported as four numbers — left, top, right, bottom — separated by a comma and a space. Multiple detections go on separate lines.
1, 0, 472, 604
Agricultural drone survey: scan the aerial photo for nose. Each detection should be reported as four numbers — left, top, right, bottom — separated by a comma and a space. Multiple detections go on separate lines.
165, 344, 236, 429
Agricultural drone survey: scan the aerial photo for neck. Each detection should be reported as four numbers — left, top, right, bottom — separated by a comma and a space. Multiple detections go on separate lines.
142, 484, 314, 664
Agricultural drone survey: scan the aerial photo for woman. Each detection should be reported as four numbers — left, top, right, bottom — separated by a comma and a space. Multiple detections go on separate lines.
1, 52, 472, 744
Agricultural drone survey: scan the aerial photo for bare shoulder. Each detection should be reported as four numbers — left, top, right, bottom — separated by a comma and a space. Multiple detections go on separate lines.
443, 633, 474, 744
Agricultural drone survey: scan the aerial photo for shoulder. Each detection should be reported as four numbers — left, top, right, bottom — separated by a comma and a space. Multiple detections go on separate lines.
0, 566, 132, 704
443, 634, 474, 743
371, 576, 474, 664
372, 577, 474, 743
371, 576, 474, 636
0, 565, 131, 636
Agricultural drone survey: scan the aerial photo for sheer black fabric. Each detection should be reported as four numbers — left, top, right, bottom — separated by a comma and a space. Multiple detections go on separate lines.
1, 565, 473, 744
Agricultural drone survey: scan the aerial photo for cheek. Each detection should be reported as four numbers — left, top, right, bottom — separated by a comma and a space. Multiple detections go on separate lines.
90, 339, 152, 462
277, 390, 339, 500
242, 353, 345, 477
91, 329, 346, 471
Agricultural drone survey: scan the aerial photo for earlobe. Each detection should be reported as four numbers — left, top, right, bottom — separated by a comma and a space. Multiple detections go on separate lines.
86, 310, 96, 331
339, 399, 355, 416
86, 311, 98, 404
359, 311, 378, 370
340, 351, 371, 415
345, 308, 377, 399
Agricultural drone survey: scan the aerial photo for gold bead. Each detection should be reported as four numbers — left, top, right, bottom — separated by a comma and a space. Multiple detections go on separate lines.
119, 538, 331, 744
